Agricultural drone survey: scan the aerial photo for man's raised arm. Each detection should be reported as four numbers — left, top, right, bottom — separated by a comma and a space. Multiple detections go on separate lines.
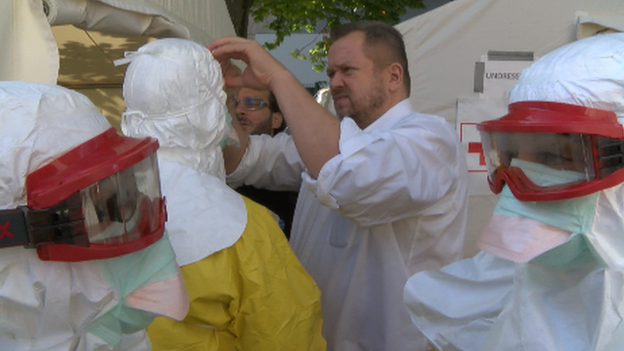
209, 37, 340, 178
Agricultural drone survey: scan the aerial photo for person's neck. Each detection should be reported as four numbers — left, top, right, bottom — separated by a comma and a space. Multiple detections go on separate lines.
355, 95, 406, 129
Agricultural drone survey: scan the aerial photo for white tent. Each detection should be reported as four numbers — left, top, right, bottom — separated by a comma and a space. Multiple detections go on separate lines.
1, 0, 236, 126
396, 0, 624, 257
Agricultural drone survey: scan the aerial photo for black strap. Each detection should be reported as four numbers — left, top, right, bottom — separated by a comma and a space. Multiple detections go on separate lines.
0, 209, 30, 248
0, 203, 87, 249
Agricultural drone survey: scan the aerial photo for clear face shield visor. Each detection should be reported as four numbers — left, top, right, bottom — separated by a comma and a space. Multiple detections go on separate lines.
478, 101, 624, 201
0, 129, 166, 262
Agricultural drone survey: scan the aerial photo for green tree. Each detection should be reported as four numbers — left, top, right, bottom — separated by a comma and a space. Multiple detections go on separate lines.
226, 0, 426, 72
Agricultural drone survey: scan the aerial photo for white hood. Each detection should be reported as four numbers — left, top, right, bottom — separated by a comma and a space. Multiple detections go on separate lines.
509, 32, 624, 268
120, 38, 229, 179
119, 38, 247, 266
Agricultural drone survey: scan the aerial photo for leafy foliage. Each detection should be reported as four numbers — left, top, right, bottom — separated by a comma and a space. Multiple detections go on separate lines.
250, 0, 425, 72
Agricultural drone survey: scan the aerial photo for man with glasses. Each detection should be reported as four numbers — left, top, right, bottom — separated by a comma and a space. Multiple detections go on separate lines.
235, 87, 285, 136
233, 87, 297, 238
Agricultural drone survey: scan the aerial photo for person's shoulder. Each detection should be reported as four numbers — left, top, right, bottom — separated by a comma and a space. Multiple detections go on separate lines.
393, 109, 454, 132
408, 111, 451, 125
379, 99, 449, 128
390, 110, 462, 148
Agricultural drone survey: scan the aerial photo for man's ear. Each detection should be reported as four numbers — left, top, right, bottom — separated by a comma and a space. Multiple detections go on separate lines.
271, 112, 284, 130
387, 62, 403, 93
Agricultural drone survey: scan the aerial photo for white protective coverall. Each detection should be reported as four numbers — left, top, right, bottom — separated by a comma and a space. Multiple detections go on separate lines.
227, 97, 469, 348
403, 33, 624, 351
0, 81, 189, 351
119, 38, 326, 351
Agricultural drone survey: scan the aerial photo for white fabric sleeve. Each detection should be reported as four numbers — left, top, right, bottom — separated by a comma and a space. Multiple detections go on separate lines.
226, 132, 305, 192
303, 116, 464, 227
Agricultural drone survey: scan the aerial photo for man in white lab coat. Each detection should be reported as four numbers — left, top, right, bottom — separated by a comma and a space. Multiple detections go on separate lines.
404, 32, 624, 351
209, 21, 469, 351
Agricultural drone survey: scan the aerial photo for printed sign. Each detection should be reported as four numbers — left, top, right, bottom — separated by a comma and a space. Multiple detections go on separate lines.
482, 60, 533, 99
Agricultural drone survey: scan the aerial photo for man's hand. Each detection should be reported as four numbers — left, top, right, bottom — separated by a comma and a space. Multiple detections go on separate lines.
209, 36, 340, 178
221, 60, 243, 89
208, 37, 289, 92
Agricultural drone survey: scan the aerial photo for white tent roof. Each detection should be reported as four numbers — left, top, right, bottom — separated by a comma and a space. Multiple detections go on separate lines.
397, 0, 624, 125
396, 0, 624, 257
1, 0, 235, 126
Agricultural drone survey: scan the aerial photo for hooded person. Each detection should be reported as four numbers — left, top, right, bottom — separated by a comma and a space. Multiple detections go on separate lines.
116, 38, 326, 351
0, 81, 189, 351
403, 32, 624, 351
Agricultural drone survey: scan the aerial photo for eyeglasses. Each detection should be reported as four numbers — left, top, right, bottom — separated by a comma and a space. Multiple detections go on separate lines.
234, 97, 269, 111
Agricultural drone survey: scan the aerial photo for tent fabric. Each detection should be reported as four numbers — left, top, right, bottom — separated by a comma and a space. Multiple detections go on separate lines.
45, 0, 235, 46
577, 13, 624, 39
0, 0, 235, 90
396, 0, 624, 126
0, 0, 237, 129
0, 0, 59, 84
45, 0, 190, 39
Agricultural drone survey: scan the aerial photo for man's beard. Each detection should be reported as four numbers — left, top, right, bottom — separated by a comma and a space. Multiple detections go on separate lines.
249, 114, 275, 136
333, 77, 386, 127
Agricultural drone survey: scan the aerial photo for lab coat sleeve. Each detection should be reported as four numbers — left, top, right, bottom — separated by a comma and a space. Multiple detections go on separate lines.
304, 115, 466, 227
226, 132, 305, 192
147, 197, 326, 351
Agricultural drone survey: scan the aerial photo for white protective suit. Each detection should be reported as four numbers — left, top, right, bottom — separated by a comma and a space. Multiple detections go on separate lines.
227, 96, 470, 350
403, 33, 624, 351
119, 38, 326, 351
0, 81, 189, 351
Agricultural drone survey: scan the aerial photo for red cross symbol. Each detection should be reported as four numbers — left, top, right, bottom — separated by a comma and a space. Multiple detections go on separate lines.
0, 221, 15, 240
468, 142, 486, 166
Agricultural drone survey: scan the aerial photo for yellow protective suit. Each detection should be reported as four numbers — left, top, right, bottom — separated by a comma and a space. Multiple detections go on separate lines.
147, 197, 326, 351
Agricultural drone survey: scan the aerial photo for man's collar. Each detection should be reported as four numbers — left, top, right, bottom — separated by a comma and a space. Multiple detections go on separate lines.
364, 99, 413, 131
